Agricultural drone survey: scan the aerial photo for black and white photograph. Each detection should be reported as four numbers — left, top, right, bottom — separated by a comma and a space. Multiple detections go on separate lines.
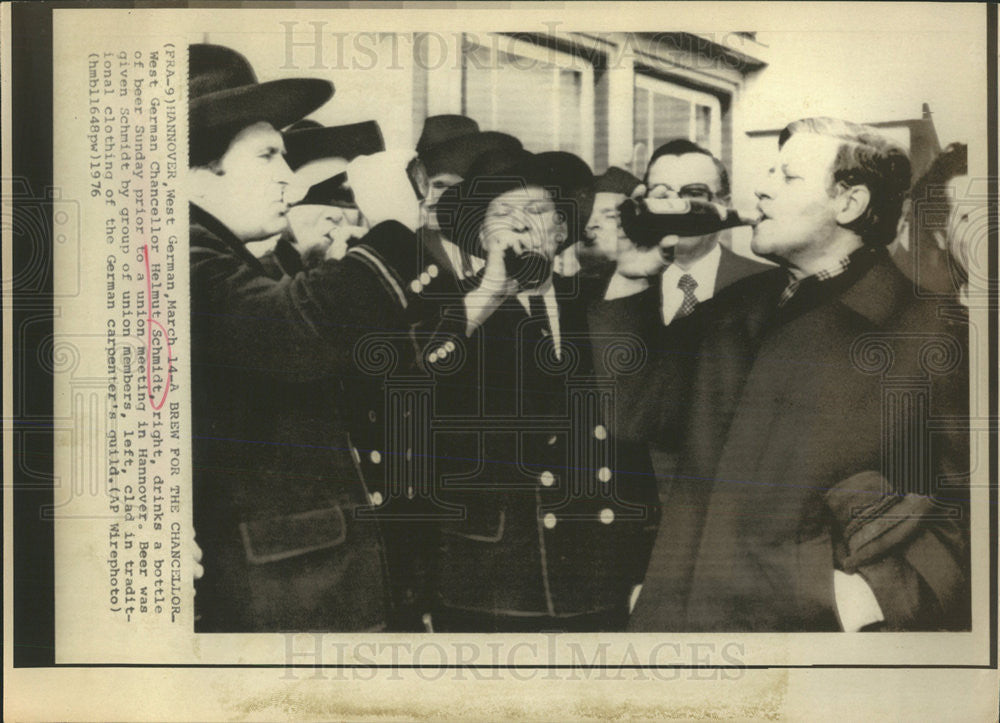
4, 2, 997, 720
187, 15, 983, 637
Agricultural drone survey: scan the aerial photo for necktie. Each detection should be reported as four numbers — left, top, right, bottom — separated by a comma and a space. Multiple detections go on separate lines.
672, 273, 699, 321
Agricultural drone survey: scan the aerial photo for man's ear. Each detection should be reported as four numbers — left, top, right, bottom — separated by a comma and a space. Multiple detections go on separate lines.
187, 165, 220, 203
836, 184, 871, 226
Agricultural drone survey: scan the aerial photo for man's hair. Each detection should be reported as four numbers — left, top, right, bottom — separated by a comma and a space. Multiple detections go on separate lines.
908, 142, 969, 284
779, 117, 911, 246
644, 138, 730, 199
910, 142, 968, 207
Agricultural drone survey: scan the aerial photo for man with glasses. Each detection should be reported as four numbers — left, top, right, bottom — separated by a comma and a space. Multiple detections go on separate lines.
603, 139, 768, 322
586, 140, 769, 499
629, 118, 970, 632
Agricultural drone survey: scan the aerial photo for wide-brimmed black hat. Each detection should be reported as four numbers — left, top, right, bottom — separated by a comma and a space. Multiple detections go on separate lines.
417, 115, 480, 156
417, 115, 524, 178
435, 150, 594, 257
424, 131, 524, 179
286, 119, 323, 133
189, 44, 334, 166
594, 166, 641, 197
284, 120, 385, 171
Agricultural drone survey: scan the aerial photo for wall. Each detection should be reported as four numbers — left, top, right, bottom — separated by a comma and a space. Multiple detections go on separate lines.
205, 29, 418, 149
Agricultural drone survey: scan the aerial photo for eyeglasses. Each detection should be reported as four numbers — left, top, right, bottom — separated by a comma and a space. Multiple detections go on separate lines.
646, 183, 715, 202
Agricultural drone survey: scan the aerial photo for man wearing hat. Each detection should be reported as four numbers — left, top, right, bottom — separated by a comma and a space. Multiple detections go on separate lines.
412, 151, 659, 632
187, 44, 440, 632
260, 119, 385, 277
414, 115, 523, 274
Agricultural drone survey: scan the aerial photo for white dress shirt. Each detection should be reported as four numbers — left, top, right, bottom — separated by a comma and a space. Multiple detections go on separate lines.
515, 284, 562, 359
659, 243, 722, 325
444, 239, 561, 357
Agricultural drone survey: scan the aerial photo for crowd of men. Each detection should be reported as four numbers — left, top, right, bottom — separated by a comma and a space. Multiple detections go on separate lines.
188, 43, 972, 634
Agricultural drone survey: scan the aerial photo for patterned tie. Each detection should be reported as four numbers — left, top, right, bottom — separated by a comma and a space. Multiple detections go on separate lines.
672, 273, 699, 321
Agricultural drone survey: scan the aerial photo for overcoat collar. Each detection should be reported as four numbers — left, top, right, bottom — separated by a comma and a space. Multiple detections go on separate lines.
190, 203, 270, 275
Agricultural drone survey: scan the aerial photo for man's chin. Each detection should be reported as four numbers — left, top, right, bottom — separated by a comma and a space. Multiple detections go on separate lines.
750, 230, 787, 266
750, 224, 771, 254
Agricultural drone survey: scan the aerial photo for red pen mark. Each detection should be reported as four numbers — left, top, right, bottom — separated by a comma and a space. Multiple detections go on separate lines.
143, 243, 172, 410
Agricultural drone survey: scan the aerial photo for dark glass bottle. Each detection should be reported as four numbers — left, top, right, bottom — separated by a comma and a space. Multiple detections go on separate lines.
619, 197, 755, 248
503, 248, 552, 291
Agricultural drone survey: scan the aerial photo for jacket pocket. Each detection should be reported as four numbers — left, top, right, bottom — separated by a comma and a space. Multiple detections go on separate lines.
239, 506, 347, 564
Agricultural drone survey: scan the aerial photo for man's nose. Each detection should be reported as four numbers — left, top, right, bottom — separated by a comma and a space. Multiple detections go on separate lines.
274, 156, 295, 186
508, 213, 531, 233
755, 170, 775, 201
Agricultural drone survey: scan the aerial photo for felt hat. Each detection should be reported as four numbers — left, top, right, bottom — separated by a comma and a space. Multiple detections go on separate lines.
286, 119, 323, 132
435, 150, 594, 256
416, 114, 480, 156
284, 120, 386, 171
594, 166, 642, 197
188, 44, 334, 166
423, 131, 524, 178
417, 115, 524, 178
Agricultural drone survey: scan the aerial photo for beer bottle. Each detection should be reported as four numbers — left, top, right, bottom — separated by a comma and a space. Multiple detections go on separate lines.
619, 197, 757, 248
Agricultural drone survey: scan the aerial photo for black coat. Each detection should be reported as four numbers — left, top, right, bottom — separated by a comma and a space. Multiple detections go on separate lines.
629, 250, 970, 631
410, 272, 660, 623
189, 205, 434, 632
587, 244, 770, 448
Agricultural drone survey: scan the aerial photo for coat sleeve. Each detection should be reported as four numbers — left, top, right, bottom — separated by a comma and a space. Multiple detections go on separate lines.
823, 316, 971, 631
191, 220, 428, 381
824, 470, 968, 630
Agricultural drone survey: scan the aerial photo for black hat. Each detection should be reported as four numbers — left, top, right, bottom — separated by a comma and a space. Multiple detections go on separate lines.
286, 119, 323, 132
417, 114, 480, 156
423, 131, 524, 178
283, 120, 385, 171
594, 166, 641, 197
417, 115, 524, 178
435, 150, 594, 257
188, 44, 334, 166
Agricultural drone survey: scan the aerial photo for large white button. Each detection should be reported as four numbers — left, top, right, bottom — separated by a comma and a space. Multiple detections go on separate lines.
597, 466, 612, 483
539, 471, 555, 487
543, 513, 557, 529
419, 272, 431, 285
369, 491, 383, 506
427, 264, 439, 278
427, 351, 439, 363
599, 508, 615, 525
370, 450, 382, 464
444, 340, 456, 353
409, 279, 423, 293
593, 424, 608, 441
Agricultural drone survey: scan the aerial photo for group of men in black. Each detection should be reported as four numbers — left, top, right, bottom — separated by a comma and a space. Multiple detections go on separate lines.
189, 44, 972, 634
